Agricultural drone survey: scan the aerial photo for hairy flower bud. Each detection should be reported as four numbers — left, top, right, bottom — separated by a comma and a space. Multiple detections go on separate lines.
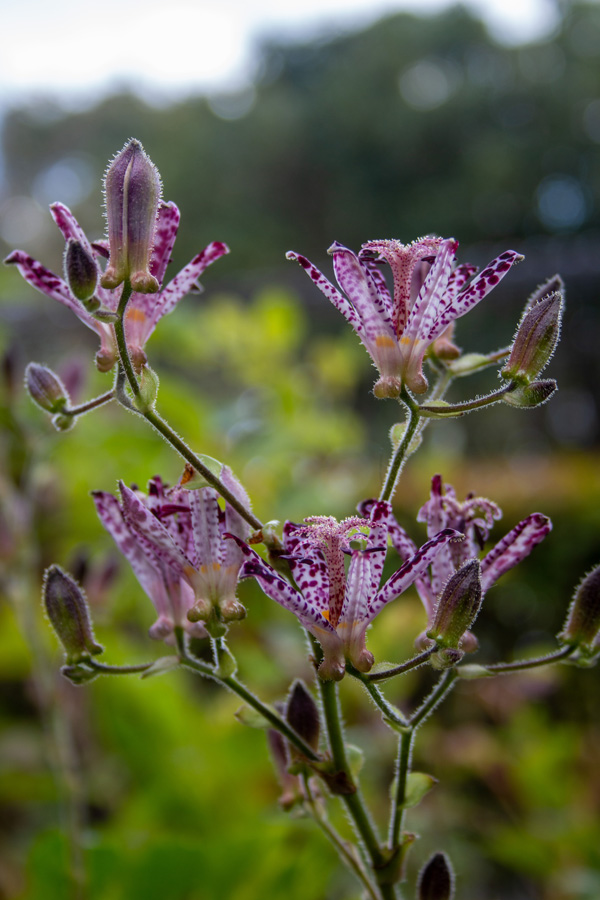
285, 680, 321, 757
64, 238, 99, 307
101, 139, 162, 294
417, 852, 455, 900
502, 292, 563, 385
43, 565, 103, 663
25, 362, 69, 413
427, 559, 482, 651
558, 565, 600, 657
503, 379, 557, 408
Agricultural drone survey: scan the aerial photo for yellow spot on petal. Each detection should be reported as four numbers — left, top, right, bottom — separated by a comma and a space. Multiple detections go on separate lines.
321, 609, 331, 621
375, 334, 396, 348
126, 307, 147, 324
212, 562, 221, 572
400, 336, 413, 346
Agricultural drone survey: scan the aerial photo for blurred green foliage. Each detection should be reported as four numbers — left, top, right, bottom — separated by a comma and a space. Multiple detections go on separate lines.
1, 2, 599, 899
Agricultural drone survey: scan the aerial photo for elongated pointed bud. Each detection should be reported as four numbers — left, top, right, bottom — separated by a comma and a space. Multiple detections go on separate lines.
502, 292, 563, 384
417, 852, 455, 900
428, 559, 482, 653
503, 379, 557, 408
43, 566, 103, 663
25, 363, 69, 413
558, 565, 600, 657
286, 679, 321, 756
101, 139, 161, 294
64, 239, 99, 308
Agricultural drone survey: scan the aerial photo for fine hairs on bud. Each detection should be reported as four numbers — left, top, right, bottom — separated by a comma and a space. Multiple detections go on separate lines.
285, 679, 321, 754
43, 565, 103, 663
559, 564, 600, 655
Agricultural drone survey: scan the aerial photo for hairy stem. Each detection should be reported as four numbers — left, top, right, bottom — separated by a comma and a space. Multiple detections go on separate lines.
389, 730, 415, 850
63, 390, 115, 417
365, 647, 436, 683
418, 382, 514, 417
483, 644, 575, 674
379, 388, 420, 503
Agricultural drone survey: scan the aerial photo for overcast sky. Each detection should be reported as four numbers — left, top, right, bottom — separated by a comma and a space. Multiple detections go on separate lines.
2, 0, 563, 108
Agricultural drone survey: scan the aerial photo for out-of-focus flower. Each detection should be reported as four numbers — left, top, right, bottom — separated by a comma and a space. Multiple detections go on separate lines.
92, 468, 251, 643
558, 564, 600, 659
6, 189, 228, 373
43, 565, 103, 663
366, 475, 551, 651
287, 237, 522, 397
230, 501, 461, 680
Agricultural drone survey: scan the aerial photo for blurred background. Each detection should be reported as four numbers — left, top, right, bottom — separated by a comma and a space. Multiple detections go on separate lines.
0, 1, 599, 898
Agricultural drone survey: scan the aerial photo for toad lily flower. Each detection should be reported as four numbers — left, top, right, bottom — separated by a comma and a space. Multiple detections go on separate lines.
92, 468, 251, 642
287, 237, 522, 398
363, 475, 552, 651
6, 176, 228, 373
230, 501, 462, 680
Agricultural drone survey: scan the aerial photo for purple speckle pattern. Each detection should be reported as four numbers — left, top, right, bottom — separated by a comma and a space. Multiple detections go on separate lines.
480, 512, 551, 592
286, 235, 523, 394
7, 201, 229, 370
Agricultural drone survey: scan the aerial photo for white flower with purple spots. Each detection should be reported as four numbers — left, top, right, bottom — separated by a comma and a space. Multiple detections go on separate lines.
287, 236, 522, 398
92, 468, 251, 643
6, 201, 228, 372
363, 475, 552, 651
230, 501, 462, 680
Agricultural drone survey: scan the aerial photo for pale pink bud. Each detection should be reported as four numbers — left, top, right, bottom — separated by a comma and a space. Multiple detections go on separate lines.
101, 139, 162, 294
26, 363, 69, 413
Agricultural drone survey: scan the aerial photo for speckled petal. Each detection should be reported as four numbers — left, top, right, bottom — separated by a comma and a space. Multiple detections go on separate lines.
480, 513, 551, 592
286, 250, 367, 341
330, 242, 394, 336
190, 488, 224, 568
368, 528, 462, 622
119, 482, 194, 577
283, 522, 330, 615
150, 202, 180, 286
403, 239, 457, 343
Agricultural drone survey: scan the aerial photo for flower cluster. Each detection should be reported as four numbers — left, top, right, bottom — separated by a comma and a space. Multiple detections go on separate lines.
93, 468, 251, 642
230, 501, 462, 680
6, 140, 229, 373
287, 237, 522, 397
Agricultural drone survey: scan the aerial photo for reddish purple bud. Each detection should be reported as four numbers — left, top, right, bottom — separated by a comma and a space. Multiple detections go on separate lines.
43, 565, 103, 663
285, 679, 321, 756
417, 851, 455, 900
64, 239, 99, 306
558, 565, 600, 656
427, 559, 482, 651
502, 292, 563, 384
101, 139, 162, 294
25, 363, 69, 413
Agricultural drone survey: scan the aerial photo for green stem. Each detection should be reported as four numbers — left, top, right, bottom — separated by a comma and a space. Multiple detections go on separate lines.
418, 382, 514, 417
63, 390, 115, 417
319, 679, 387, 871
408, 670, 457, 729
346, 668, 408, 729
379, 388, 420, 503
87, 659, 155, 675
483, 644, 575, 674
389, 730, 415, 850
113, 280, 262, 532
365, 647, 435, 683
302, 774, 381, 900
175, 634, 321, 762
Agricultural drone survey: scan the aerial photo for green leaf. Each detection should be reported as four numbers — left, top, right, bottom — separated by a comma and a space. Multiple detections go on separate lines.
389, 422, 422, 453
456, 664, 494, 679
403, 772, 438, 808
179, 455, 224, 489
140, 656, 180, 679
448, 353, 492, 376
346, 743, 365, 778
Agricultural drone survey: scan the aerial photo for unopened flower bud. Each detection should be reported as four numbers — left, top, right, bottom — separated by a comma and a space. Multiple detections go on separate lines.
133, 365, 159, 412
502, 292, 563, 385
64, 239, 99, 306
285, 680, 320, 756
101, 139, 161, 294
427, 559, 482, 650
417, 851, 455, 900
503, 379, 557, 408
558, 565, 600, 656
218, 597, 247, 622
43, 565, 103, 663
26, 363, 69, 413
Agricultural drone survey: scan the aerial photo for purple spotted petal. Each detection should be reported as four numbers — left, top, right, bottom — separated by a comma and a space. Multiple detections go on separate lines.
429, 250, 523, 340
330, 242, 394, 336
403, 239, 457, 343
341, 547, 379, 627
189, 488, 224, 569
150, 201, 180, 286
151, 241, 230, 325
480, 513, 551, 592
92, 491, 171, 618
5, 251, 87, 317
286, 250, 366, 341
232, 536, 336, 634
368, 528, 462, 623
50, 203, 95, 255
119, 482, 194, 577
283, 522, 330, 614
